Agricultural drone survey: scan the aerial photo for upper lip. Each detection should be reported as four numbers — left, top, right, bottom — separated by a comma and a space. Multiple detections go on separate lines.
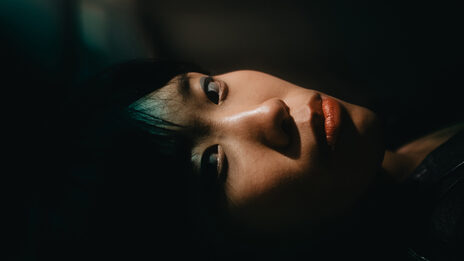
285, 92, 328, 158
289, 92, 324, 137
309, 93, 323, 115
290, 92, 324, 125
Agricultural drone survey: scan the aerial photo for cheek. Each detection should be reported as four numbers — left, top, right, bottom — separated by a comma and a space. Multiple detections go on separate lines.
225, 154, 297, 206
223, 150, 322, 227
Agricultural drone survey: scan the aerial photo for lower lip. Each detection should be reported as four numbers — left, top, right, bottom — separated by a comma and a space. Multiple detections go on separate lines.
321, 96, 342, 149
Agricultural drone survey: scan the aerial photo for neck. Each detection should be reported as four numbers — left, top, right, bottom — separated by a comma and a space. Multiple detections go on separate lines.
380, 122, 464, 183
381, 150, 416, 182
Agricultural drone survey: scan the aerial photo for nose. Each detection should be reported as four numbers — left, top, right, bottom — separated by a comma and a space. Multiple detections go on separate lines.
221, 98, 291, 149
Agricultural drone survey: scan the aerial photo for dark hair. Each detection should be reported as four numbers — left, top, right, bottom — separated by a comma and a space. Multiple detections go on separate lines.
66, 59, 230, 259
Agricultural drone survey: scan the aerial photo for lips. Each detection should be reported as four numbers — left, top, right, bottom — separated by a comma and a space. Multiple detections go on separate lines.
321, 96, 342, 149
292, 93, 341, 153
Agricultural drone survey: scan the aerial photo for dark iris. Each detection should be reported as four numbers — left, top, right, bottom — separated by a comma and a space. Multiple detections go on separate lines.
200, 145, 219, 185
201, 76, 220, 104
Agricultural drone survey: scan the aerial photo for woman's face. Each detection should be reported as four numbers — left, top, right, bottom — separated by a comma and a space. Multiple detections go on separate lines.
133, 70, 385, 233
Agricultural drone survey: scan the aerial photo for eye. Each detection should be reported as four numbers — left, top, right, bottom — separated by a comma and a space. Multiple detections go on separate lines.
200, 145, 227, 186
200, 76, 220, 104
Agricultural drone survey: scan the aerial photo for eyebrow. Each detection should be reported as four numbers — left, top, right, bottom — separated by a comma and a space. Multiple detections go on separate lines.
175, 73, 211, 136
177, 72, 191, 102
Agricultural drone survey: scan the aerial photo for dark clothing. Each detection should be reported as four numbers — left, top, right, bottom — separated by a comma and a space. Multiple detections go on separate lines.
401, 129, 464, 260
358, 129, 464, 261
249, 128, 464, 261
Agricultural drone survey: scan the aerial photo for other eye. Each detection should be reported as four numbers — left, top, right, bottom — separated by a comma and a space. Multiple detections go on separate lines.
200, 145, 227, 186
200, 76, 220, 104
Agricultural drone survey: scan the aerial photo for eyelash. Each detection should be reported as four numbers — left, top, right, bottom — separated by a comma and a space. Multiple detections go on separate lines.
200, 145, 227, 186
201, 76, 220, 104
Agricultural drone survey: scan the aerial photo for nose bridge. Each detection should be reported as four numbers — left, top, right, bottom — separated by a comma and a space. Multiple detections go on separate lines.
221, 98, 290, 148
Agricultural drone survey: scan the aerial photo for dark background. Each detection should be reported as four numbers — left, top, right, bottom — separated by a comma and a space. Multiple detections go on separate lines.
3, 0, 463, 260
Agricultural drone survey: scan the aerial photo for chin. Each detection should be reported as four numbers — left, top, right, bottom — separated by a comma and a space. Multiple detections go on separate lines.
328, 100, 386, 214
339, 99, 385, 167
353, 103, 386, 169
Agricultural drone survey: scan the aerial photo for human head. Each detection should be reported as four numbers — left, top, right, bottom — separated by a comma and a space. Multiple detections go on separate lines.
72, 59, 386, 255
121, 61, 386, 239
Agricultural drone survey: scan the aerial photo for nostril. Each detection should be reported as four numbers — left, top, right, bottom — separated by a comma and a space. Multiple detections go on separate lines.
277, 100, 292, 146
281, 117, 289, 133
281, 117, 292, 143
